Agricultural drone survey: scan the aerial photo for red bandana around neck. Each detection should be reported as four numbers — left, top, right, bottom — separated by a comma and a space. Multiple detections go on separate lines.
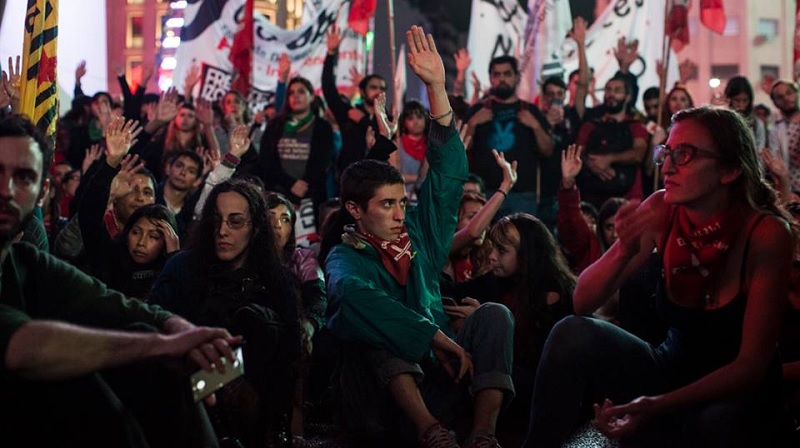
402, 134, 427, 162
666, 206, 744, 306
361, 228, 415, 286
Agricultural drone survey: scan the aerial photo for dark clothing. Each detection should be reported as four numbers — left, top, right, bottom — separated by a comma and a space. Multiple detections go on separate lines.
75, 160, 123, 278
258, 116, 334, 223
524, 214, 788, 448
464, 100, 550, 193
322, 52, 380, 177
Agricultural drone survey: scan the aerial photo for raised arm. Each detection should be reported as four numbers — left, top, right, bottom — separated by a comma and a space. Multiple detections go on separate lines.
322, 23, 351, 123
450, 150, 517, 255
452, 48, 471, 98
573, 193, 666, 314
571, 18, 589, 120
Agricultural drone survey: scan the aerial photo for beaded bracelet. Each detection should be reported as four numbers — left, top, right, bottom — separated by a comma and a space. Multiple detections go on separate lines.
429, 108, 453, 121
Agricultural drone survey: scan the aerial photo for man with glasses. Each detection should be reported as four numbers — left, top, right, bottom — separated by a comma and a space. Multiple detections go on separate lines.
574, 75, 648, 209
768, 79, 800, 192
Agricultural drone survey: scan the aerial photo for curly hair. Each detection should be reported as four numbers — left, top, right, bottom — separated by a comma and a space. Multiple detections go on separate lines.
188, 180, 289, 288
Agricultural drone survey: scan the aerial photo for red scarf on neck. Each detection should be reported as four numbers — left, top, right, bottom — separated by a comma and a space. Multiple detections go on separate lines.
361, 228, 415, 286
666, 206, 744, 306
402, 134, 427, 162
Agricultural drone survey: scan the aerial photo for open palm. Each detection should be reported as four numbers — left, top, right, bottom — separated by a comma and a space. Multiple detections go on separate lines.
406, 26, 445, 86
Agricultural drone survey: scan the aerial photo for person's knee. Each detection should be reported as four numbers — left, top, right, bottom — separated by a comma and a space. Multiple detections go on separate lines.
544, 316, 601, 359
474, 302, 514, 327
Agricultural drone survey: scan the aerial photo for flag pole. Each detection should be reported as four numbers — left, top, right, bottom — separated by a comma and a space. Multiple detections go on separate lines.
654, 0, 674, 192
388, 0, 397, 114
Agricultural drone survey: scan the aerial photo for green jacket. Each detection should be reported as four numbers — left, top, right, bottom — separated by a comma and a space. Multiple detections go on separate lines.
0, 242, 173, 367
325, 120, 468, 363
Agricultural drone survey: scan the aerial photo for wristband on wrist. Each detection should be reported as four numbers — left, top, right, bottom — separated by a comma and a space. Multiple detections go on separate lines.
429, 108, 453, 121
497, 189, 508, 198
222, 153, 241, 168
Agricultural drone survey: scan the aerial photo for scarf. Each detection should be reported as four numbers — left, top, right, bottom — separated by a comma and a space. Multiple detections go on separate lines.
284, 113, 315, 135
342, 225, 416, 286
666, 206, 744, 307
402, 134, 427, 162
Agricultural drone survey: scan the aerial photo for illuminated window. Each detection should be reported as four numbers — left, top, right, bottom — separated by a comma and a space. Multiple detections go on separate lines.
128, 14, 144, 48
127, 0, 144, 4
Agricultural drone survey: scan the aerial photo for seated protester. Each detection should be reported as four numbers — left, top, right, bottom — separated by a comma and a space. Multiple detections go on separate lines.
443, 214, 575, 429
258, 76, 334, 231
64, 88, 114, 168
463, 173, 486, 196
214, 90, 260, 177
267, 193, 327, 445
138, 101, 218, 181
444, 150, 517, 283
157, 149, 203, 238
108, 204, 180, 300
76, 117, 157, 278
0, 114, 239, 447
150, 179, 300, 447
575, 75, 648, 210
724, 76, 767, 151
397, 100, 431, 197
525, 107, 794, 448
324, 26, 514, 448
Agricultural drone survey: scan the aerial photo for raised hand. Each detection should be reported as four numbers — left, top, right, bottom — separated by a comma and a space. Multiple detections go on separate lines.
348, 65, 364, 89
569, 17, 587, 46
406, 25, 445, 87
228, 124, 251, 158
105, 116, 140, 167
613, 200, 658, 256
184, 63, 201, 95
278, 53, 291, 83
113, 62, 125, 78
195, 97, 214, 127
0, 71, 11, 110
326, 23, 343, 54
198, 146, 219, 177
453, 48, 471, 74
374, 92, 397, 139
109, 154, 145, 200
493, 149, 518, 193
614, 37, 639, 72
3, 56, 21, 108
75, 60, 87, 83
561, 144, 583, 188
82, 144, 104, 174
291, 179, 309, 198
761, 147, 789, 179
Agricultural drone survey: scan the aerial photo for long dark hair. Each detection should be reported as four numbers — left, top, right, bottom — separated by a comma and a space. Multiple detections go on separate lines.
266, 192, 296, 262
188, 180, 289, 288
597, 197, 627, 252
724, 76, 755, 116
489, 214, 576, 359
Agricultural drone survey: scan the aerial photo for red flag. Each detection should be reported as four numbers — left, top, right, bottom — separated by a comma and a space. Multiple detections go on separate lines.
348, 0, 377, 37
229, 0, 254, 95
666, 0, 690, 52
700, 0, 726, 35
794, 0, 800, 67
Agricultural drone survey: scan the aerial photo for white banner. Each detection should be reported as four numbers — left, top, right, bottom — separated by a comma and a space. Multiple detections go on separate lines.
174, 0, 365, 112
561, 0, 679, 109
518, 0, 572, 102
465, 0, 528, 99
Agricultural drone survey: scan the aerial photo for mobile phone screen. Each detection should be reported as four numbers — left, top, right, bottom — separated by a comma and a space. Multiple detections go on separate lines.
190, 347, 245, 402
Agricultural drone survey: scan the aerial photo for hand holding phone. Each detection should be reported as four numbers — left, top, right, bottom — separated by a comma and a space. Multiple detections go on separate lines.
441, 296, 459, 307
191, 347, 245, 402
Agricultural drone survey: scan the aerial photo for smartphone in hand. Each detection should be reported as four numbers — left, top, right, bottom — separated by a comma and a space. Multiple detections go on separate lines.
190, 347, 245, 402
441, 296, 459, 307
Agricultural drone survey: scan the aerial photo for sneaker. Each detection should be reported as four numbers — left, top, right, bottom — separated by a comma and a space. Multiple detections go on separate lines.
419, 422, 460, 448
463, 434, 501, 448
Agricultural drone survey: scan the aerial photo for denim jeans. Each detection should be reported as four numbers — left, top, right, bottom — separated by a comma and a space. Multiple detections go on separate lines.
335, 303, 515, 440
523, 316, 788, 448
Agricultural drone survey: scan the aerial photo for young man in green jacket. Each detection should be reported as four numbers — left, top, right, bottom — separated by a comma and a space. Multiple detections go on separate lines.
325, 26, 514, 448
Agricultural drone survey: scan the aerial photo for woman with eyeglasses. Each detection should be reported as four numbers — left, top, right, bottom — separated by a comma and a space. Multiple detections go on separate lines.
524, 106, 795, 447
150, 179, 300, 447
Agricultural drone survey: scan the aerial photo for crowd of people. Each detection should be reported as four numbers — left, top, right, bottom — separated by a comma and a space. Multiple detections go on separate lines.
1, 15, 800, 448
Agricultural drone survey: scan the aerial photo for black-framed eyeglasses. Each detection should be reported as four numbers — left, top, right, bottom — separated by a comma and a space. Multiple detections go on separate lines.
214, 214, 251, 230
653, 143, 720, 166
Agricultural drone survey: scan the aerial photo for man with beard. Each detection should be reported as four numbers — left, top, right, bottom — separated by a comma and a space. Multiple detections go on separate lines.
574, 75, 648, 209
0, 114, 239, 446
464, 55, 553, 216
324, 23, 394, 182
768, 80, 800, 192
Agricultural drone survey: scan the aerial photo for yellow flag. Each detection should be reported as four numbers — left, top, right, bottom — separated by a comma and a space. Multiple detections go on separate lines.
19, 0, 59, 137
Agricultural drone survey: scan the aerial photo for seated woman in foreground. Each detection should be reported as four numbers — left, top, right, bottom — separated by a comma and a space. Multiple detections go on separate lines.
524, 106, 795, 448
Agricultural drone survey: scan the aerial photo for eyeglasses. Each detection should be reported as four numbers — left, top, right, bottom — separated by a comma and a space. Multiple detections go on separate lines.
214, 214, 251, 230
653, 143, 720, 166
